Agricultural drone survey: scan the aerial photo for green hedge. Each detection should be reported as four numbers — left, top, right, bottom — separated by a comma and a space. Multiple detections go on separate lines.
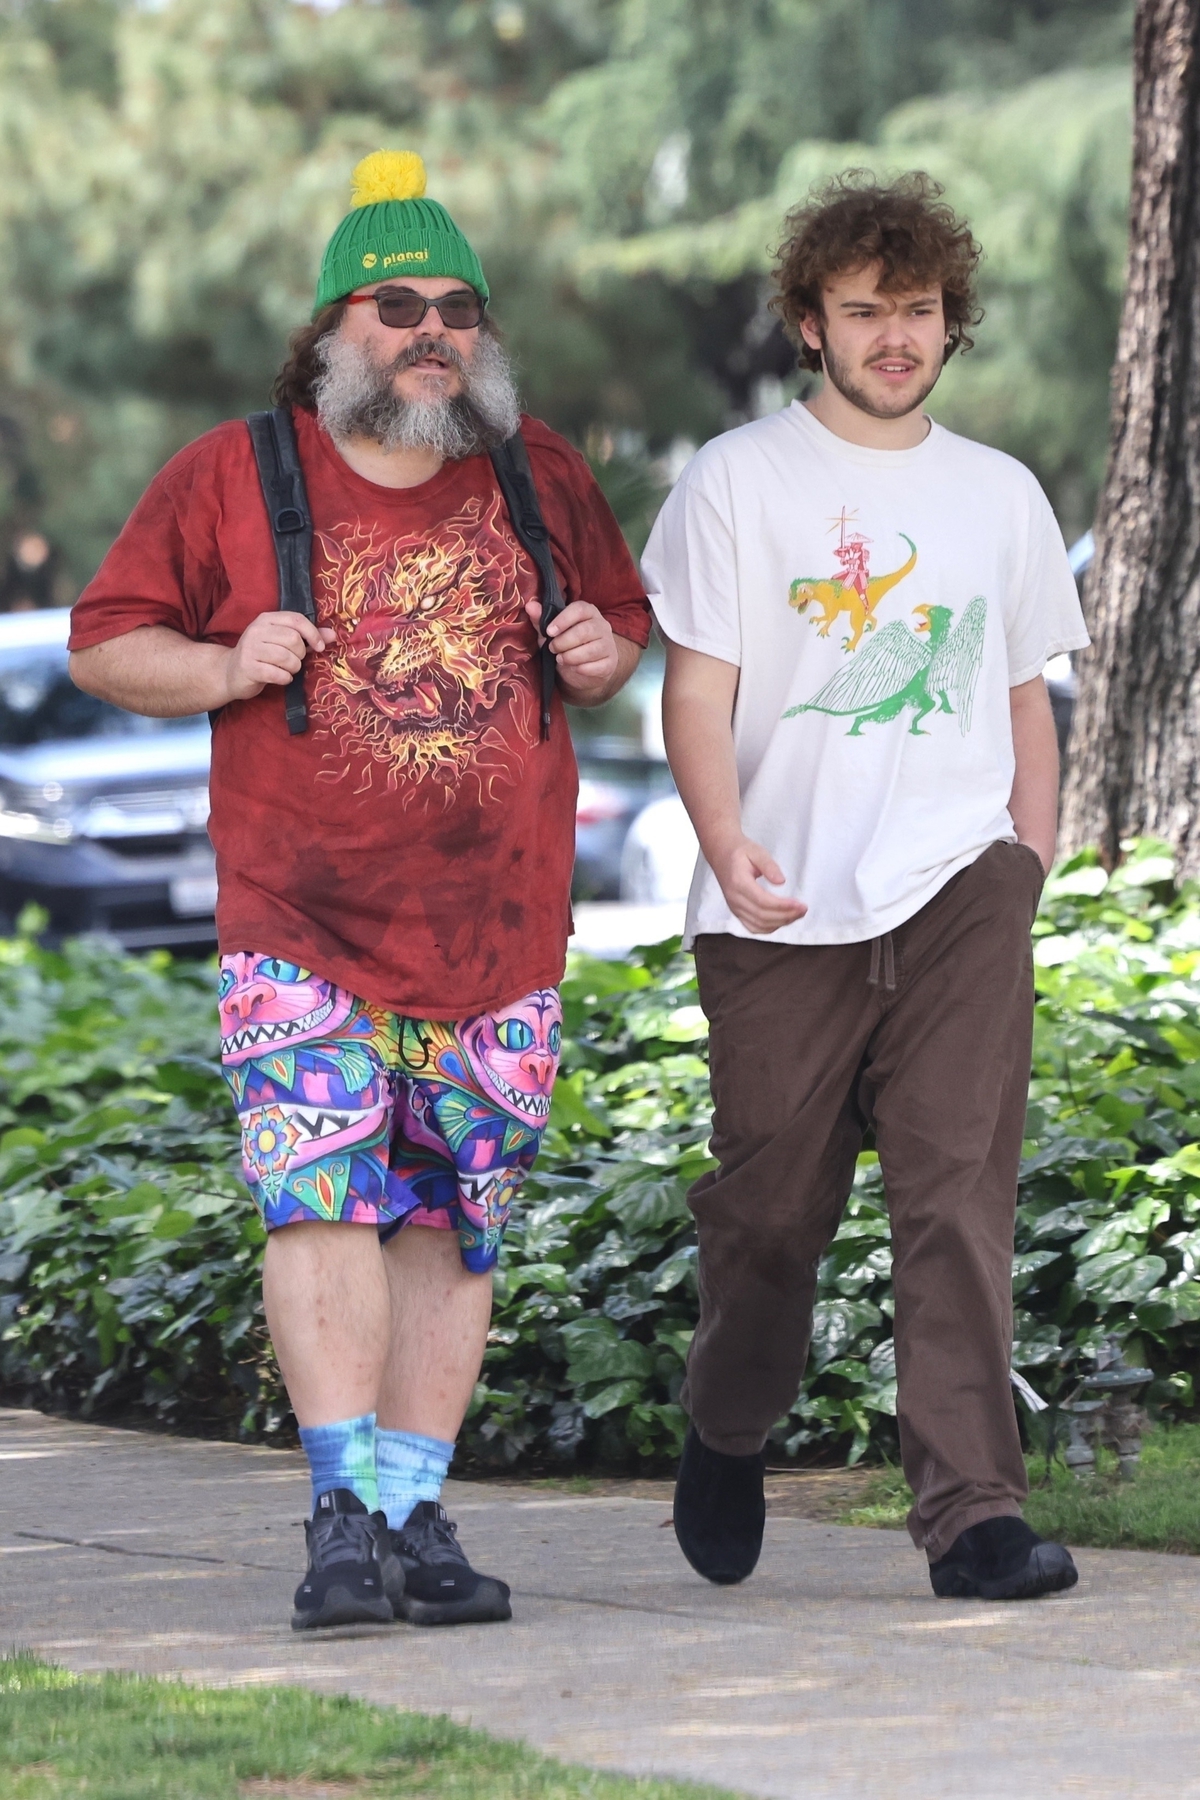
2, 838, 1199, 1469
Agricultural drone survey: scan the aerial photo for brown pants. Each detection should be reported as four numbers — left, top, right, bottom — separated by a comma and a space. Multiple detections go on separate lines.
683, 840, 1045, 1559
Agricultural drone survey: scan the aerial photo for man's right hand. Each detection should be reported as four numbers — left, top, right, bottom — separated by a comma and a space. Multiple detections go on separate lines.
222, 612, 336, 703
710, 835, 808, 936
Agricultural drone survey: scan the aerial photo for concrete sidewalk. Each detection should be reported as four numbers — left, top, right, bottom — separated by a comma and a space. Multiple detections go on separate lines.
2, 1407, 1198, 1800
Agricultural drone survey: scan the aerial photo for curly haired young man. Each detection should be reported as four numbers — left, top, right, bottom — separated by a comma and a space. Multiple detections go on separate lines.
646, 172, 1088, 1601
69, 153, 649, 1629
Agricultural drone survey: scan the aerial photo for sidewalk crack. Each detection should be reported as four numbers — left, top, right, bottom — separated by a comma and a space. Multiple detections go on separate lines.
16, 1530, 292, 1574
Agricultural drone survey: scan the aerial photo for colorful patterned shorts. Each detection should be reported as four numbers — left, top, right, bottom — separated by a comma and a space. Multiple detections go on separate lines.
218, 955, 561, 1273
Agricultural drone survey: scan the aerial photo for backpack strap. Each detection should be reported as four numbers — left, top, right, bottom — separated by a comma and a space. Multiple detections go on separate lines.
489, 431, 566, 740
246, 406, 316, 736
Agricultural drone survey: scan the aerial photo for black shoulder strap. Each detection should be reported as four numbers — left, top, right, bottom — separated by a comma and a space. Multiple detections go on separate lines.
246, 406, 315, 736
489, 431, 565, 741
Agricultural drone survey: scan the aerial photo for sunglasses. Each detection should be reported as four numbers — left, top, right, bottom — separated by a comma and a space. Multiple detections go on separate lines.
344, 286, 485, 330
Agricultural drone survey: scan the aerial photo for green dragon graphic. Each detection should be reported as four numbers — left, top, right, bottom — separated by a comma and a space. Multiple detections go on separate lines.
783, 597, 987, 737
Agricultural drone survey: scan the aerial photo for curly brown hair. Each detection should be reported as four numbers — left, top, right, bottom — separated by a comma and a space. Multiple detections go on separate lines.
272, 302, 348, 410
772, 170, 983, 374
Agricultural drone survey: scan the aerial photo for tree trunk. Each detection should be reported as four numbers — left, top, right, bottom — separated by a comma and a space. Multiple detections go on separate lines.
1060, 0, 1200, 875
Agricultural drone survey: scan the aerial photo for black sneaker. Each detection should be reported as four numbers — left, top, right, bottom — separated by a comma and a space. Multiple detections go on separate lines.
390, 1500, 511, 1626
673, 1423, 766, 1585
291, 1487, 404, 1631
930, 1515, 1079, 1601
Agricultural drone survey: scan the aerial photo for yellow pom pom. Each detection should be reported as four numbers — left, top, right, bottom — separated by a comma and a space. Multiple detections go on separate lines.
351, 150, 427, 208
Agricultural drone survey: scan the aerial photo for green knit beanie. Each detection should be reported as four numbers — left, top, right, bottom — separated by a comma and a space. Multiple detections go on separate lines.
315, 151, 489, 313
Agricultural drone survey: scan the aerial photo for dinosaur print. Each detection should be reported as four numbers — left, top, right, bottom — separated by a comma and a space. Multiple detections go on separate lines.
783, 597, 987, 737
788, 522, 918, 653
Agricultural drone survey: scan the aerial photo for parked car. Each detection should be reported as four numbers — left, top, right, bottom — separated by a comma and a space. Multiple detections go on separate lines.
1044, 650, 1077, 755
1043, 530, 1092, 754
572, 738, 676, 899
619, 792, 698, 903
0, 610, 216, 948
569, 651, 679, 900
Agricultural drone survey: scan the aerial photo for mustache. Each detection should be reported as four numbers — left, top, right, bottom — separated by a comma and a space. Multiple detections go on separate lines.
389, 335, 470, 375
865, 351, 923, 368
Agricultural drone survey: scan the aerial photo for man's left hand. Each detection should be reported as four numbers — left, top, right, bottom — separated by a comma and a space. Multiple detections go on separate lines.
526, 598, 618, 700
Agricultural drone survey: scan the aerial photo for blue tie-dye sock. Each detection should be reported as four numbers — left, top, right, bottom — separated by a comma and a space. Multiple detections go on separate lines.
375, 1427, 455, 1530
298, 1412, 379, 1514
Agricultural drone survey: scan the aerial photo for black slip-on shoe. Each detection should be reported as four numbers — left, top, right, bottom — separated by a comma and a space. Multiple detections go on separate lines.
291, 1487, 401, 1631
673, 1424, 766, 1585
930, 1515, 1079, 1601
390, 1500, 512, 1626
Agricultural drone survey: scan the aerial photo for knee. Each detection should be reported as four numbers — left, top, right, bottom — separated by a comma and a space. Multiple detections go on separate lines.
693, 1207, 818, 1297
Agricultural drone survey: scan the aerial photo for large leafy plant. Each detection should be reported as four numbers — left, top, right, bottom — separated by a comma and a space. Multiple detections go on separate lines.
1, 838, 1198, 1467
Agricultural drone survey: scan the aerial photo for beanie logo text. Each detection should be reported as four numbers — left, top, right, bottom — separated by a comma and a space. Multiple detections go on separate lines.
360, 248, 431, 270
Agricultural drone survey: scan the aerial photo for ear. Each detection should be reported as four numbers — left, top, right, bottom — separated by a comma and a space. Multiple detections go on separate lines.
797, 309, 824, 355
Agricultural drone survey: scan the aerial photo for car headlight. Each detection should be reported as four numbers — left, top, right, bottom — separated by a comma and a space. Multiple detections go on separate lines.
0, 781, 75, 844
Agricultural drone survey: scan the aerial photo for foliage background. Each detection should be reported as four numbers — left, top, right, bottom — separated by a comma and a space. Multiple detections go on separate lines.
2, 839, 1198, 1470
0, 0, 1133, 582
2, 0, 1184, 1475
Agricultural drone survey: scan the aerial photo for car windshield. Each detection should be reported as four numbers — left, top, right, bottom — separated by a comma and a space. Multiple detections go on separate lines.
0, 645, 206, 747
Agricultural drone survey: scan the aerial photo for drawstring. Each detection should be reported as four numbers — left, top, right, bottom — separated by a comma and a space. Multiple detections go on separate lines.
867, 931, 897, 992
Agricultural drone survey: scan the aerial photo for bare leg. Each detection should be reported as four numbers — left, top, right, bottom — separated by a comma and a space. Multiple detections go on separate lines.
375, 1225, 493, 1438
262, 1221, 391, 1427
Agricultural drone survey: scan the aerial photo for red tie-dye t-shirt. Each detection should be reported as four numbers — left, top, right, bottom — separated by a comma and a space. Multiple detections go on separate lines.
69, 409, 651, 1017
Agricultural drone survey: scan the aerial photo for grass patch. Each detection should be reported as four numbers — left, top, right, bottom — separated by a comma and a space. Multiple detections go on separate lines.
838, 1422, 1200, 1554
0, 1656, 736, 1800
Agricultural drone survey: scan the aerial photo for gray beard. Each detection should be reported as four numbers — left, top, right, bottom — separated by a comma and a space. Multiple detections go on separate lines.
314, 326, 521, 457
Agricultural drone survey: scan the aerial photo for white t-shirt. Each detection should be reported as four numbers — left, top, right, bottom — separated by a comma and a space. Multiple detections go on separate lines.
643, 401, 1090, 947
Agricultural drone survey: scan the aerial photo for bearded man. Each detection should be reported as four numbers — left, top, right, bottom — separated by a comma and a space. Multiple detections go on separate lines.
69, 152, 649, 1630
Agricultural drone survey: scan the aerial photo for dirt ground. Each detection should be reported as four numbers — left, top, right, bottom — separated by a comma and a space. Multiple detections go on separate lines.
480, 1465, 880, 1522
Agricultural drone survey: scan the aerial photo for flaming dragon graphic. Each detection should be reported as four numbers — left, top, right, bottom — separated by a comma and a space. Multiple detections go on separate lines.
309, 494, 536, 800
